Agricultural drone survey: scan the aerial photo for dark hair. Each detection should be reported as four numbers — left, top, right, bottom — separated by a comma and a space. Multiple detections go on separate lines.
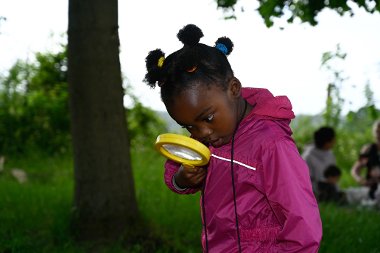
143, 24, 234, 106
314, 126, 335, 149
324, 165, 341, 178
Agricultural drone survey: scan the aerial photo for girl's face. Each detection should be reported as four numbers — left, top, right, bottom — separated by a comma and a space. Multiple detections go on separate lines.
166, 79, 241, 148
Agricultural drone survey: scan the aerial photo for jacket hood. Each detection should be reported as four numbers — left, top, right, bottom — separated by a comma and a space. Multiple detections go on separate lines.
242, 87, 295, 120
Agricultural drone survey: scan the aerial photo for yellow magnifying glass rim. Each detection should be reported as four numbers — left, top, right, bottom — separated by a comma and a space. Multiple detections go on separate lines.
155, 133, 211, 167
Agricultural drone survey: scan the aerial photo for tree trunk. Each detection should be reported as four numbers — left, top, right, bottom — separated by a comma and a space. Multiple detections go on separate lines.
67, 0, 138, 241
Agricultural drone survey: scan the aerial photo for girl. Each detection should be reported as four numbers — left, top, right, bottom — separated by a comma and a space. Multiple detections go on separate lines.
144, 24, 322, 252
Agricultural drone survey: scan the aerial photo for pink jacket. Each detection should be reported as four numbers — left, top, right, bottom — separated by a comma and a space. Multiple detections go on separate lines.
164, 87, 322, 252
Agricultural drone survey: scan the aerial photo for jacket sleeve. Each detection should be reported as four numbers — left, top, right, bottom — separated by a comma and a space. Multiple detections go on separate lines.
164, 159, 200, 194
262, 137, 322, 253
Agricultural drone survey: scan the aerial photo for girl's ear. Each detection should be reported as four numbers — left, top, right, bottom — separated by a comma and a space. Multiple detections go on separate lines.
228, 77, 242, 98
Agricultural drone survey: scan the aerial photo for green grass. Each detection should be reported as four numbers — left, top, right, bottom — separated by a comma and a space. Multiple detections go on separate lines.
1, 149, 380, 252
0, 153, 79, 253
131, 148, 202, 252
319, 203, 380, 253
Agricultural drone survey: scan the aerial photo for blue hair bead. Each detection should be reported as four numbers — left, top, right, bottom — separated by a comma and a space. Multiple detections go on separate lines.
215, 43, 228, 55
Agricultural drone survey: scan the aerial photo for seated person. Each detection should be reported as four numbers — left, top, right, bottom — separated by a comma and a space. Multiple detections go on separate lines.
302, 126, 336, 193
317, 165, 346, 204
351, 120, 380, 200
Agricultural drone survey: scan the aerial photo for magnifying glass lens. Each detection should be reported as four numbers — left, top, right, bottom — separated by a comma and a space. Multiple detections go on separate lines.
162, 144, 203, 161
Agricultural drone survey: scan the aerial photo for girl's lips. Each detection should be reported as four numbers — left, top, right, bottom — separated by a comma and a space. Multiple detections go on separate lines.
210, 138, 224, 148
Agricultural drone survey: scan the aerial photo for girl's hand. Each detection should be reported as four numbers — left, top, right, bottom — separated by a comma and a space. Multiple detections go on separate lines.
174, 164, 206, 189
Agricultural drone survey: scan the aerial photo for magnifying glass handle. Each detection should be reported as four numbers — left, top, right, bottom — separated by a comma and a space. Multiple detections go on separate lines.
182, 163, 195, 169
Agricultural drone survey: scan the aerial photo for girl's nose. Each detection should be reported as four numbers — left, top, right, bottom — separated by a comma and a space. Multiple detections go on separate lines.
198, 126, 212, 140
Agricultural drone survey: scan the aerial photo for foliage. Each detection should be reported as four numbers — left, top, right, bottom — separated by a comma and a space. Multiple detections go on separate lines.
0, 48, 167, 156
291, 114, 323, 153
127, 101, 168, 149
320, 44, 347, 128
216, 0, 380, 27
0, 48, 70, 154
124, 83, 168, 148
291, 103, 380, 188
307, 44, 380, 181
291, 44, 379, 182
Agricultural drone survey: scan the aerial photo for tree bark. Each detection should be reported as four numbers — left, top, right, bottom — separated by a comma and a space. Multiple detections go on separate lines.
68, 0, 138, 241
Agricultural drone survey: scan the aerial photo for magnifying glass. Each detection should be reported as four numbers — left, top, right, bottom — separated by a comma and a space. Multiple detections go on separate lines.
155, 133, 211, 168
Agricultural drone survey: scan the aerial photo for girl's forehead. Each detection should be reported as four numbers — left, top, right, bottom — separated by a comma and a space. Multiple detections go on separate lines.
175, 85, 227, 107
178, 86, 208, 105
171, 87, 211, 114
167, 85, 226, 120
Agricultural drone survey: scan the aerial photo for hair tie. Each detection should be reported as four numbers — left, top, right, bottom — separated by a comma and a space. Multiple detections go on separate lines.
186, 66, 197, 73
158, 56, 165, 68
215, 43, 228, 55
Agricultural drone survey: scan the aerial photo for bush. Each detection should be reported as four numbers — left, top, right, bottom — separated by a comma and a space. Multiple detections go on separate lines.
0, 48, 167, 156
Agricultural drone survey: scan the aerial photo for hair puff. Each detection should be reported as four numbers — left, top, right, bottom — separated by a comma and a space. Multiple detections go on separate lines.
144, 49, 165, 88
215, 37, 234, 56
177, 24, 204, 47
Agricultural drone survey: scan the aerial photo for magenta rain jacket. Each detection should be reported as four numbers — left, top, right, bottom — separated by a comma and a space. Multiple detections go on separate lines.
164, 87, 322, 252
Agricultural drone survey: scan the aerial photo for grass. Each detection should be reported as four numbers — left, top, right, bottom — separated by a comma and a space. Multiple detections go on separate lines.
0, 148, 380, 252
0, 154, 79, 253
319, 203, 380, 253
129, 147, 202, 252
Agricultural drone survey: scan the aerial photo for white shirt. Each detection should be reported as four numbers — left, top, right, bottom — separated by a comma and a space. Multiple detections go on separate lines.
302, 144, 336, 192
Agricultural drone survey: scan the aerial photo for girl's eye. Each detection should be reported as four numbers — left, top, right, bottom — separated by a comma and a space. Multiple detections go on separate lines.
181, 125, 193, 130
205, 114, 214, 122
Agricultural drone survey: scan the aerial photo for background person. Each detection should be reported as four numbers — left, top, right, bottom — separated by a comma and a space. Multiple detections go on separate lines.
302, 126, 337, 193
317, 165, 346, 204
351, 120, 380, 200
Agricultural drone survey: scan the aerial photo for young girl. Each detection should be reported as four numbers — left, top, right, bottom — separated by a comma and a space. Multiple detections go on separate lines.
144, 24, 322, 252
